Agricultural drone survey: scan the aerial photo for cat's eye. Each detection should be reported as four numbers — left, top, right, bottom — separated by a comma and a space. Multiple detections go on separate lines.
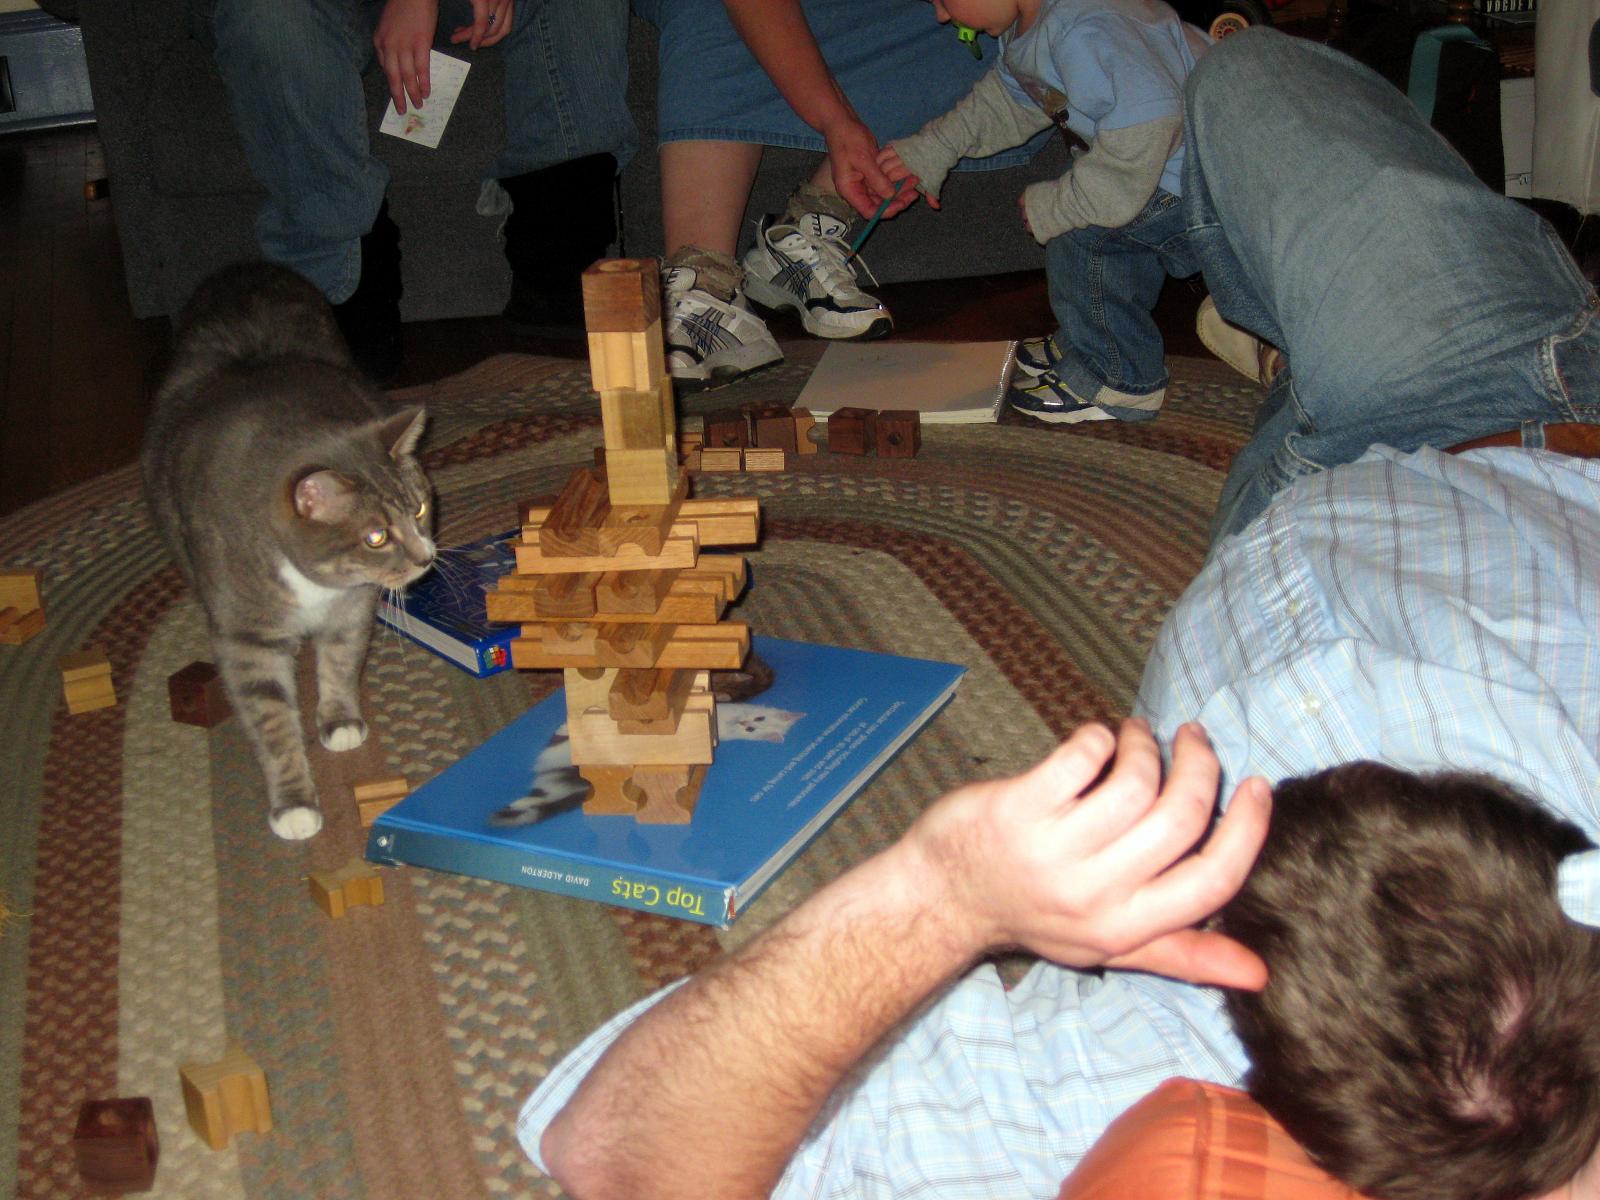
415, 501, 429, 520
364, 528, 389, 549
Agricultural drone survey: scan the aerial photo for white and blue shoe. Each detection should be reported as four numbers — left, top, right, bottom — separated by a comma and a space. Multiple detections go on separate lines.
662, 263, 784, 393
741, 209, 892, 341
1007, 368, 1164, 425
1014, 335, 1066, 378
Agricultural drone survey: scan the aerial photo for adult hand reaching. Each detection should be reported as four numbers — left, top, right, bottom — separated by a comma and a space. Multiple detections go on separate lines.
448, 0, 513, 51
375, 0, 439, 113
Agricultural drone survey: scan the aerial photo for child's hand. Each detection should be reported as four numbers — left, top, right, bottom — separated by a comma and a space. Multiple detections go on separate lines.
877, 146, 937, 213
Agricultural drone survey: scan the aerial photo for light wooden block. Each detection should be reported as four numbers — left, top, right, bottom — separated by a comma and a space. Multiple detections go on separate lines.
792, 407, 819, 455
562, 666, 618, 719
0, 606, 45, 645
0, 567, 41, 612
60, 648, 111, 682
587, 322, 667, 393
699, 448, 743, 473
595, 567, 677, 615
524, 498, 758, 548
352, 777, 409, 826
307, 860, 385, 918
604, 447, 680, 508
178, 1043, 271, 1151
633, 763, 709, 825
599, 378, 676, 454
743, 447, 785, 472
578, 765, 641, 815
570, 705, 715, 766
514, 622, 750, 672
610, 667, 695, 723
581, 258, 661, 332
514, 533, 698, 576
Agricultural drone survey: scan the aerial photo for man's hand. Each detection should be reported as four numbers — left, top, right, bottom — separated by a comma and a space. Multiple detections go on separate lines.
375, 0, 439, 113
877, 145, 939, 211
905, 719, 1273, 990
448, 0, 513, 51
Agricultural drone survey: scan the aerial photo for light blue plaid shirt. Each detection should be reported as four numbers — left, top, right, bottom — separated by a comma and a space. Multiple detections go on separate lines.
518, 446, 1600, 1197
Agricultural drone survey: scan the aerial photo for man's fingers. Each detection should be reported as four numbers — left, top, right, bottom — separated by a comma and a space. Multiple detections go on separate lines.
1087, 723, 1223, 883
1055, 718, 1164, 854
1021, 724, 1119, 818
1110, 928, 1268, 991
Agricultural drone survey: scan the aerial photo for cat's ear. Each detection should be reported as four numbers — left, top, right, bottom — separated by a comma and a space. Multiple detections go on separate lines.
292, 469, 358, 523
378, 407, 427, 461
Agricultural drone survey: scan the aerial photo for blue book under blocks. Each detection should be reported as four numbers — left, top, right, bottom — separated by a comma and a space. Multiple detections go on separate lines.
366, 636, 965, 927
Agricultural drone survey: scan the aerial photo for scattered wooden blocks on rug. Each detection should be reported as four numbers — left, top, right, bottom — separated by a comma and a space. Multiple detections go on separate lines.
875, 410, 923, 458
73, 1097, 159, 1193
0, 606, 45, 646
178, 1043, 272, 1151
307, 859, 385, 918
0, 566, 46, 646
828, 407, 921, 457
352, 776, 410, 826
742, 447, 785, 472
60, 648, 116, 714
166, 661, 230, 727
827, 407, 877, 456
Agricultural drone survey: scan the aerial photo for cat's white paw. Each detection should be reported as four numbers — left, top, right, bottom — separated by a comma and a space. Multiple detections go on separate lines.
320, 719, 368, 752
270, 805, 323, 840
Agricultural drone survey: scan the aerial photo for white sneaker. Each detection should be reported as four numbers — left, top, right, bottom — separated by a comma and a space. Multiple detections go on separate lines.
741, 211, 893, 341
662, 265, 783, 392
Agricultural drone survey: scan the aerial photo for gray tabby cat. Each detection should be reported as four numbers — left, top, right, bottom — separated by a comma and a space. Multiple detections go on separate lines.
143, 262, 436, 840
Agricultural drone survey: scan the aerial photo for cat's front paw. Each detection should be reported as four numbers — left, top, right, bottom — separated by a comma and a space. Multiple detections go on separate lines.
269, 804, 323, 840
320, 718, 368, 752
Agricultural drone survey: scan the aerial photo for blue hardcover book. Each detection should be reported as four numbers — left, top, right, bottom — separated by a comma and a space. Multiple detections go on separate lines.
366, 636, 965, 927
376, 530, 519, 678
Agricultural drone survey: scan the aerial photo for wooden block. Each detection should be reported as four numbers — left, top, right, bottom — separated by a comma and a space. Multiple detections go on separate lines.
0, 606, 45, 645
631, 763, 709, 825
526, 498, 758, 548
680, 449, 703, 473
562, 666, 618, 718
699, 448, 743, 473
743, 447, 786, 472
531, 571, 603, 621
681, 554, 747, 602
167, 662, 230, 728
570, 704, 715, 766
596, 621, 677, 668
703, 409, 750, 449
74, 1097, 158, 1193
0, 566, 41, 612
587, 322, 667, 393
307, 859, 385, 918
596, 567, 677, 615
678, 430, 704, 453
578, 765, 641, 815
605, 447, 680, 508
603, 579, 725, 626
792, 407, 819, 455
352, 776, 409, 826
600, 377, 676, 454
60, 647, 112, 682
514, 533, 698, 576
751, 404, 799, 453
581, 258, 661, 332
535, 467, 686, 559
178, 1043, 272, 1151
876, 409, 923, 458
514, 622, 749, 671
828, 407, 877, 455
610, 667, 695, 723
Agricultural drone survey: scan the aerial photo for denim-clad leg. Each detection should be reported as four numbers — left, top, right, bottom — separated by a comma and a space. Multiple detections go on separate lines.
202, 0, 386, 303
1045, 190, 1197, 409
439, 0, 637, 177
1183, 29, 1600, 541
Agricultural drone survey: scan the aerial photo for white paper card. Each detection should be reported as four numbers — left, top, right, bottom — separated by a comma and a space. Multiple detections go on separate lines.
794, 340, 1019, 424
379, 51, 471, 149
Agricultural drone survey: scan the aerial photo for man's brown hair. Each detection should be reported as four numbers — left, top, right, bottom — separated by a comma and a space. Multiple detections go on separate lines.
1219, 762, 1600, 1200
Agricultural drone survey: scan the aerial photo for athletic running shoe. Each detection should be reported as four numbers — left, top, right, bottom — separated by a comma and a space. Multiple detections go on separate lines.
1014, 335, 1065, 378
1007, 369, 1164, 425
662, 264, 783, 392
741, 211, 893, 341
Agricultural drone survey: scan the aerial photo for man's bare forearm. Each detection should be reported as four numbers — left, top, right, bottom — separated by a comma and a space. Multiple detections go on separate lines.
541, 838, 976, 1199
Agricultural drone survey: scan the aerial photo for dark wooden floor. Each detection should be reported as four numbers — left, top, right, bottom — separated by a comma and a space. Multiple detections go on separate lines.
0, 123, 1209, 519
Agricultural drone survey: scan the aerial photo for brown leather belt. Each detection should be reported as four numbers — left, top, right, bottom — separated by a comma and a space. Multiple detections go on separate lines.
1447, 423, 1600, 458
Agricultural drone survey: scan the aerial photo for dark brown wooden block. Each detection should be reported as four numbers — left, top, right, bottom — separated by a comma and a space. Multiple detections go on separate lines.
827, 407, 878, 456
875, 409, 922, 458
167, 661, 230, 728
580, 259, 661, 332
74, 1098, 159, 1193
751, 404, 799, 454
703, 409, 750, 450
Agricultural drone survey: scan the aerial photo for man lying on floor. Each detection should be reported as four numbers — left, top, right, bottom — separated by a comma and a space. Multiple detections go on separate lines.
517, 27, 1600, 1200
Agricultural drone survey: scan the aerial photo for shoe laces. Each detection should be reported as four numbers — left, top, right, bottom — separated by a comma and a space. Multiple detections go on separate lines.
771, 213, 879, 293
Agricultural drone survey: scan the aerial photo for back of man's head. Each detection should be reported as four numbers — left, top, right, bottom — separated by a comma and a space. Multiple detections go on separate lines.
1219, 762, 1600, 1200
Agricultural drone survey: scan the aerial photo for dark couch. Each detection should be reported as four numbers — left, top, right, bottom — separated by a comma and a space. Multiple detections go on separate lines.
61, 0, 1067, 321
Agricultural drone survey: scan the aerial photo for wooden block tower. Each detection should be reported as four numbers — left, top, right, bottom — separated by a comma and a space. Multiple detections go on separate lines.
488, 259, 761, 823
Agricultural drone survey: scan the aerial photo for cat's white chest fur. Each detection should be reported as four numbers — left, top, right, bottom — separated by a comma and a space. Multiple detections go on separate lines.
278, 559, 344, 629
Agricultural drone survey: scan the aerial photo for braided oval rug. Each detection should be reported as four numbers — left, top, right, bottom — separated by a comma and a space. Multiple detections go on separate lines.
0, 346, 1256, 1199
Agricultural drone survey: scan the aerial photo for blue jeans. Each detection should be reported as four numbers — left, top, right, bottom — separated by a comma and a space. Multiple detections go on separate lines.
1186, 30, 1600, 542
197, 0, 636, 303
1044, 190, 1198, 414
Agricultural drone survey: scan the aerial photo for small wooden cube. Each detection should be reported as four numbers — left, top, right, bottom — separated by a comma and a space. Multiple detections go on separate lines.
699, 448, 743, 472
352, 776, 410, 826
875, 409, 923, 458
580, 258, 660, 332
0, 566, 41, 612
167, 662, 231, 727
792, 407, 819, 455
751, 404, 799, 453
827, 407, 878, 456
74, 1098, 159, 1193
61, 648, 116, 714
743, 447, 786, 472
703, 409, 750, 449
0, 606, 45, 645
308, 860, 385, 918
179, 1043, 272, 1151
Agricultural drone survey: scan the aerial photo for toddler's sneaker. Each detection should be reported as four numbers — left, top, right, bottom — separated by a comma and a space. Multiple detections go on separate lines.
1014, 336, 1065, 378
662, 251, 783, 393
741, 187, 892, 341
1007, 369, 1164, 425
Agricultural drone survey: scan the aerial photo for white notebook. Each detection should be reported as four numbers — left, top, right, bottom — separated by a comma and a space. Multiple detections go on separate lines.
794, 340, 1020, 424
